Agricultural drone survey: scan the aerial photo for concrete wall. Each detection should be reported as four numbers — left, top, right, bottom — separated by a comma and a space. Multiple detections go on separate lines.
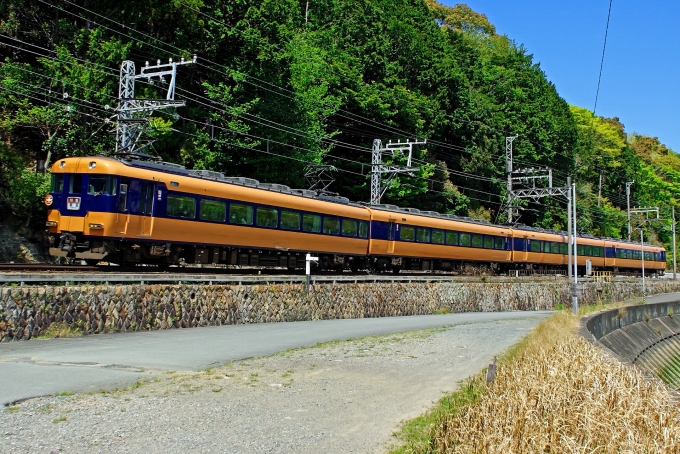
3, 279, 680, 341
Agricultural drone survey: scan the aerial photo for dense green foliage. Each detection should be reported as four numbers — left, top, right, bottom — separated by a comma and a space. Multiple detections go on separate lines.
0, 0, 676, 261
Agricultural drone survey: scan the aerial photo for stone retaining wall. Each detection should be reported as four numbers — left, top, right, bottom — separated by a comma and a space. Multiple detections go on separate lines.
3, 280, 680, 341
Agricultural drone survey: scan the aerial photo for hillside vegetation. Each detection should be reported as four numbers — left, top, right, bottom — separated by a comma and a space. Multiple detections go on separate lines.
0, 0, 677, 260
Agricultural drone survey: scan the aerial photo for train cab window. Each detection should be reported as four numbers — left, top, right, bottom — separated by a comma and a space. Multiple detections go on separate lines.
68, 174, 83, 193
322, 216, 340, 235
302, 214, 321, 233
446, 232, 459, 246
495, 237, 505, 250
342, 219, 358, 237
550, 243, 559, 254
400, 226, 415, 241
167, 194, 196, 219
560, 243, 568, 255
471, 234, 483, 248
51, 174, 64, 192
483, 236, 493, 249
281, 211, 301, 230
359, 221, 369, 238
88, 176, 116, 195
530, 241, 541, 253
416, 228, 431, 243
459, 233, 471, 247
256, 207, 279, 228
200, 199, 226, 222
229, 203, 253, 225
432, 230, 444, 244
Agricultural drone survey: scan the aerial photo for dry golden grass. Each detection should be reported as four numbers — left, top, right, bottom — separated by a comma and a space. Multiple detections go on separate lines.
434, 313, 680, 453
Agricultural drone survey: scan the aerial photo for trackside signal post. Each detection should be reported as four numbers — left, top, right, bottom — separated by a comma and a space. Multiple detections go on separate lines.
305, 253, 318, 293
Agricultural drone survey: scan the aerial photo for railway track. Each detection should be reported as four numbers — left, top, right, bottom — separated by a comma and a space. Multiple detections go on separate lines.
0, 262, 584, 285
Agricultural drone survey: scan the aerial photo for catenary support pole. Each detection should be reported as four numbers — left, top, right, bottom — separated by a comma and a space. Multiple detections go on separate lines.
641, 229, 646, 304
567, 176, 572, 279
673, 206, 677, 280
572, 182, 578, 314
626, 181, 634, 241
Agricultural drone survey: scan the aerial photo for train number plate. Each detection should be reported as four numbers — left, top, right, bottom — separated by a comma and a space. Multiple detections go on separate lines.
67, 197, 81, 210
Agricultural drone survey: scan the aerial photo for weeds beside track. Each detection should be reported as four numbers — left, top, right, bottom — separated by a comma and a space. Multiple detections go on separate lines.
391, 312, 680, 453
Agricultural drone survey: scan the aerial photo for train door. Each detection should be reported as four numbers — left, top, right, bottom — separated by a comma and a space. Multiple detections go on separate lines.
387, 219, 396, 254
513, 234, 529, 263
137, 182, 154, 237
113, 179, 130, 235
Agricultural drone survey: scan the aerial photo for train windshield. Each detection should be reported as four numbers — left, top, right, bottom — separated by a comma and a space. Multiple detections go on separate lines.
50, 174, 64, 193
88, 176, 117, 195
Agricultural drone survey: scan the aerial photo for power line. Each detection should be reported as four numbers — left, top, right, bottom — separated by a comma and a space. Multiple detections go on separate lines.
593, 0, 613, 116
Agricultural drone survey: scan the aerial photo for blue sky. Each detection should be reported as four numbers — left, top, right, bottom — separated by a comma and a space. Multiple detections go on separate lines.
443, 1, 680, 152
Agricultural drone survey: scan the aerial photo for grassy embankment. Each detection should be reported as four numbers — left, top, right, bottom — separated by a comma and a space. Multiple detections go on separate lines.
390, 305, 680, 453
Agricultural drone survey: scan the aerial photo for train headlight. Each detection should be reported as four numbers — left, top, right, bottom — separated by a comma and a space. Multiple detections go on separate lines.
59, 161, 66, 168
46, 221, 58, 227
89, 161, 96, 169
88, 223, 103, 229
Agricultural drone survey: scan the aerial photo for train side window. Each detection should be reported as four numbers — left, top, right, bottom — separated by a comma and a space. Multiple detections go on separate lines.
459, 233, 471, 247
342, 219, 358, 237
530, 241, 541, 252
51, 174, 64, 192
229, 203, 253, 225
281, 211, 301, 230
322, 216, 340, 235
432, 230, 444, 244
200, 199, 226, 222
256, 207, 279, 228
446, 232, 459, 246
550, 243, 559, 254
560, 243, 568, 255
482, 236, 492, 249
69, 174, 83, 193
584, 246, 592, 256
400, 226, 415, 241
543, 242, 551, 253
625, 250, 632, 259
118, 183, 128, 212
645, 251, 652, 261
416, 228, 431, 243
167, 194, 196, 219
359, 221, 369, 238
577, 245, 584, 255
88, 176, 116, 195
471, 234, 483, 248
494, 237, 504, 250
616, 249, 623, 258
302, 214, 321, 233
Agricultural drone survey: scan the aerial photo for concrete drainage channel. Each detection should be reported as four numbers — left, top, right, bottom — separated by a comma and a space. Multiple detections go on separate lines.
583, 300, 680, 389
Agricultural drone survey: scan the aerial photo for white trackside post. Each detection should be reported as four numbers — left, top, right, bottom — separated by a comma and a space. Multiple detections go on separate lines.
305, 253, 318, 293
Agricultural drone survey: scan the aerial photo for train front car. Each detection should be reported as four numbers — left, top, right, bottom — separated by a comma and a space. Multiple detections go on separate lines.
46, 157, 120, 264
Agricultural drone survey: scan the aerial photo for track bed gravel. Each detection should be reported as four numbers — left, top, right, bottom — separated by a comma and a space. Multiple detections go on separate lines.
1, 318, 542, 453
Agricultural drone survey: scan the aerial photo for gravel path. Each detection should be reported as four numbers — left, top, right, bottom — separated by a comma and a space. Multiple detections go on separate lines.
1, 318, 543, 453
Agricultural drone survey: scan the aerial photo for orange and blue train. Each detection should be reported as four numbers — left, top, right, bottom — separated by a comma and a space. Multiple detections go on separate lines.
45, 157, 666, 275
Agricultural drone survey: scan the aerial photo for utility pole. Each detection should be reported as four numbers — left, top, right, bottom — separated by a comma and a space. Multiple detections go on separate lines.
505, 135, 518, 223
115, 56, 196, 158
640, 229, 646, 304
597, 172, 603, 207
572, 182, 578, 314
370, 139, 425, 205
567, 176, 572, 279
673, 206, 677, 280
626, 181, 634, 241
